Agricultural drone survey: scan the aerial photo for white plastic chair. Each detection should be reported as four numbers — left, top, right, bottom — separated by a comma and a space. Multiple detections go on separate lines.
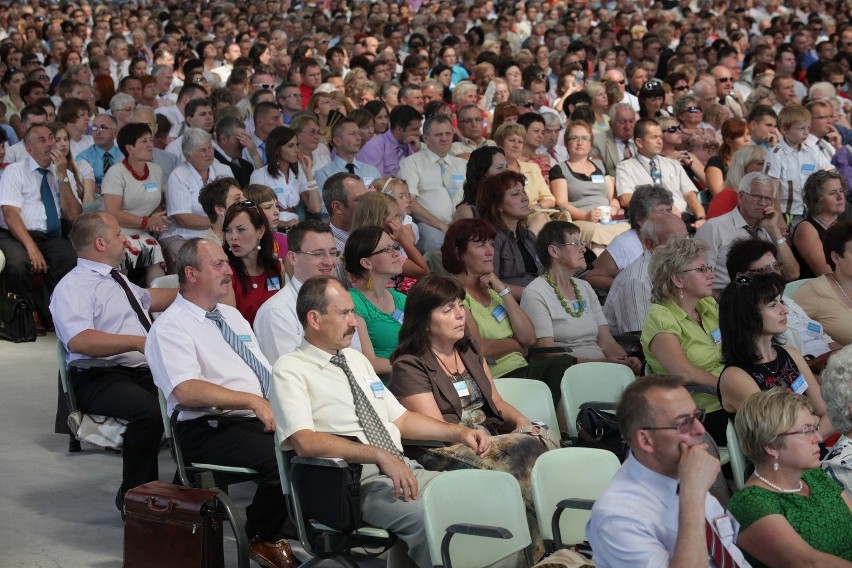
495, 377, 560, 433
560, 362, 635, 437
727, 419, 747, 491
530, 447, 620, 551
422, 470, 533, 568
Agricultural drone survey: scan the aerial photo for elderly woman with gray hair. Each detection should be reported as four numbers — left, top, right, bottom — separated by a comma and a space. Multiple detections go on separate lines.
822, 345, 852, 494
158, 127, 232, 269
640, 235, 727, 443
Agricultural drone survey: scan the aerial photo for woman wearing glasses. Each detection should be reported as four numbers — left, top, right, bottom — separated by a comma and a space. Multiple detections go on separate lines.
674, 94, 719, 167
729, 389, 852, 567
521, 221, 641, 374
717, 273, 830, 430
549, 120, 628, 249
343, 226, 407, 377
791, 171, 848, 279
641, 236, 727, 443
221, 201, 283, 326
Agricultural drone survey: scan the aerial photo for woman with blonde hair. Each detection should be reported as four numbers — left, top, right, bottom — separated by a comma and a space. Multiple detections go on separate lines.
584, 81, 611, 132
372, 175, 418, 242
306, 91, 341, 144
706, 145, 768, 218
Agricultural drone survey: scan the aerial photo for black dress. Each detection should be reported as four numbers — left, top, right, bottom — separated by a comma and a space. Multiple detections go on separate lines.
718, 345, 803, 420
791, 218, 828, 279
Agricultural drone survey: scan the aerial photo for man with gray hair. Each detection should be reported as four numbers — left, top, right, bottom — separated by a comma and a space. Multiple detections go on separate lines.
604, 212, 688, 334
593, 103, 637, 177
322, 172, 368, 252
696, 171, 799, 293
451, 104, 495, 159
107, 37, 130, 87
399, 113, 467, 253
213, 115, 257, 187
109, 93, 136, 129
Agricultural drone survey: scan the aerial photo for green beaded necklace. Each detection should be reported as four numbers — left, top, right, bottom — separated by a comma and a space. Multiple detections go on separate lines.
544, 271, 585, 318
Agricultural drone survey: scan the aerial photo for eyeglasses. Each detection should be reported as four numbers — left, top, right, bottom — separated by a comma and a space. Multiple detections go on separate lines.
253, 82, 274, 90
686, 106, 701, 113
369, 243, 402, 256
832, 82, 846, 89
674, 85, 690, 92
283, 92, 302, 99
643, 409, 705, 434
743, 192, 775, 204
554, 240, 587, 249
459, 117, 484, 125
663, 125, 682, 133
523, 102, 536, 108
678, 264, 713, 274
294, 249, 340, 259
779, 418, 821, 438
811, 114, 833, 120
91, 124, 116, 132
566, 135, 591, 143
193, 76, 208, 83
33, 74, 49, 81
750, 260, 783, 274
118, 107, 134, 113
716, 76, 733, 83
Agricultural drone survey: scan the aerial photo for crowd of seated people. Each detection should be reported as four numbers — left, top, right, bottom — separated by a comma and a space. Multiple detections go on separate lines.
2, 5, 852, 567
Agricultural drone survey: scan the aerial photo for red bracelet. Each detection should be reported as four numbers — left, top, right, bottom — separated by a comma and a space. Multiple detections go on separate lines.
141, 215, 149, 230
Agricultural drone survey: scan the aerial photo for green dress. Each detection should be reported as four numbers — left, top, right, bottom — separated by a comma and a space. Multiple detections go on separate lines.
350, 288, 406, 359
729, 468, 852, 567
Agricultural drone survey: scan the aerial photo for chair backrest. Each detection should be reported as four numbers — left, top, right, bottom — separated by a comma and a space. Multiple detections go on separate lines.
273, 431, 293, 498
157, 389, 174, 442
495, 378, 560, 433
422, 470, 532, 568
784, 278, 811, 299
560, 362, 635, 437
530, 447, 621, 548
56, 340, 76, 409
727, 419, 747, 491
423, 250, 448, 274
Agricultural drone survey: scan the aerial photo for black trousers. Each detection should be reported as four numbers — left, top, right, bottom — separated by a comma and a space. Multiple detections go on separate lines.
68, 366, 163, 492
0, 229, 76, 320
176, 416, 288, 542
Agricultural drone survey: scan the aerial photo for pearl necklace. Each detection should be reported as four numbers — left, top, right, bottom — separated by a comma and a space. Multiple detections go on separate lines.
752, 470, 804, 493
830, 273, 852, 306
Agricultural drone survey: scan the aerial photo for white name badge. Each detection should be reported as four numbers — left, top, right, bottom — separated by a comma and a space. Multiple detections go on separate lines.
710, 328, 722, 345
791, 373, 808, 395
713, 514, 735, 541
450, 174, 464, 196
453, 380, 470, 397
807, 321, 823, 338
266, 276, 281, 291
144, 182, 158, 192
591, 174, 605, 184
492, 305, 508, 322
237, 334, 256, 349
801, 164, 815, 172
274, 187, 284, 194
367, 375, 386, 398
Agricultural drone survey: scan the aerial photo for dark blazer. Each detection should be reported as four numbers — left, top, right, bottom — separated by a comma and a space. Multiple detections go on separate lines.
214, 149, 255, 187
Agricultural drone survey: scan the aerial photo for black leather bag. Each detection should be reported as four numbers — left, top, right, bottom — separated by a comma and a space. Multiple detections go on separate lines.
575, 402, 627, 461
0, 292, 37, 343
290, 458, 363, 533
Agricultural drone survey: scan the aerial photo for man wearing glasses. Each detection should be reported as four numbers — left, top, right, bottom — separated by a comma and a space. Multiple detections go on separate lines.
254, 220, 361, 363
696, 172, 799, 295
451, 104, 494, 159
77, 114, 123, 188
588, 376, 749, 567
275, 82, 304, 126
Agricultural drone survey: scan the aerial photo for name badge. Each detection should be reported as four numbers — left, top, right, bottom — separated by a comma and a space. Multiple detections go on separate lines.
710, 328, 722, 345
807, 321, 823, 337
591, 174, 605, 184
274, 187, 284, 194
391, 307, 404, 324
572, 300, 587, 312
143, 182, 158, 192
237, 334, 256, 349
453, 380, 470, 397
367, 376, 386, 398
492, 305, 508, 322
266, 276, 281, 291
801, 164, 815, 172
791, 373, 808, 395
450, 174, 464, 196
713, 514, 735, 541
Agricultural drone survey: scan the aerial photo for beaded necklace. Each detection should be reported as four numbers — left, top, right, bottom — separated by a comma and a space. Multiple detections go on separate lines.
544, 271, 585, 318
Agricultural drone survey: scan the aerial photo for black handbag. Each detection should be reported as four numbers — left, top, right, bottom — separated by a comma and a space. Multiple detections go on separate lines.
0, 292, 37, 343
575, 402, 627, 461
290, 457, 363, 533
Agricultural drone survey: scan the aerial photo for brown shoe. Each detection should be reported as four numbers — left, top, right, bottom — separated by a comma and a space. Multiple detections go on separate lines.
249, 538, 296, 568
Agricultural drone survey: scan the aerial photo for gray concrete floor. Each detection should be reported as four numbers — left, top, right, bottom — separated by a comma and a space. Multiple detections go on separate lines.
0, 334, 386, 568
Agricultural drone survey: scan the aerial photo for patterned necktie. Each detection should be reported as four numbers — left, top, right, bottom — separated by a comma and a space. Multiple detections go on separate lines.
547, 147, 558, 160
650, 159, 663, 185
705, 519, 742, 568
345, 162, 356, 174
37, 167, 60, 236
110, 269, 151, 332
205, 309, 270, 397
102, 151, 113, 176
623, 141, 634, 160
329, 353, 404, 459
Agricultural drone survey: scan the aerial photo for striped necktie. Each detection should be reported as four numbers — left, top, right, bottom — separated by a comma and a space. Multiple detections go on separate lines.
205, 309, 270, 397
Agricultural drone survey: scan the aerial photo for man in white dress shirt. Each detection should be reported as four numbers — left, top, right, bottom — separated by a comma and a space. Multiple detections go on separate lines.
254, 220, 361, 364
587, 376, 750, 567
615, 118, 707, 228
146, 238, 296, 568
399, 113, 467, 253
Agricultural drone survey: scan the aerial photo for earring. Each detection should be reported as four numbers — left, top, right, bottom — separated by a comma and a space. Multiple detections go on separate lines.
366, 272, 375, 290
256, 244, 261, 251
677, 288, 683, 301
773, 456, 779, 472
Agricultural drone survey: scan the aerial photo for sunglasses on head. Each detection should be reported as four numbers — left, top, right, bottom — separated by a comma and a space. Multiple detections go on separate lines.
228, 200, 258, 211
643, 80, 663, 90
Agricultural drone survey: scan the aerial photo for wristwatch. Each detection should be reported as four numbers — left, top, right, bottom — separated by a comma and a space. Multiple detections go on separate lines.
59, 175, 69, 184
498, 287, 511, 298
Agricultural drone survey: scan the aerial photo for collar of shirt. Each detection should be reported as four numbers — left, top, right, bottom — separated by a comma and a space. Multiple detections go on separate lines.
661, 297, 714, 324
173, 293, 220, 323
331, 154, 358, 169
26, 155, 52, 174
634, 152, 657, 168
77, 257, 118, 276
330, 223, 350, 244
623, 453, 680, 503
381, 129, 404, 151
421, 145, 447, 164
213, 140, 238, 162
731, 205, 763, 232
297, 338, 349, 371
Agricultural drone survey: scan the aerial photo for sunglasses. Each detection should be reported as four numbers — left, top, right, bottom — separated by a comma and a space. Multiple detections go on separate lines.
663, 125, 682, 133
228, 200, 259, 211
716, 76, 733, 83
686, 106, 701, 113
523, 102, 536, 108
832, 82, 846, 89
253, 83, 274, 90
643, 80, 663, 90
674, 85, 690, 92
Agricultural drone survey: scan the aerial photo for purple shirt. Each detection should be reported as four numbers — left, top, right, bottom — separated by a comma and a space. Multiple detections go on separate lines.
356, 130, 413, 176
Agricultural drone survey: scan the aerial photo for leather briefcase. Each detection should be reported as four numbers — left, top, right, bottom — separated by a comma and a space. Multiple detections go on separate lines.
0, 292, 36, 343
124, 481, 224, 568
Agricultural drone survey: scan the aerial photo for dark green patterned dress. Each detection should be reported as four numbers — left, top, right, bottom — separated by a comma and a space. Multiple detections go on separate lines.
729, 468, 852, 567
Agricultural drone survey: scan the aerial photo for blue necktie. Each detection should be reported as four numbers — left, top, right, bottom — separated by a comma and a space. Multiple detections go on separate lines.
258, 142, 266, 164
37, 167, 60, 236
205, 309, 270, 397
650, 159, 663, 186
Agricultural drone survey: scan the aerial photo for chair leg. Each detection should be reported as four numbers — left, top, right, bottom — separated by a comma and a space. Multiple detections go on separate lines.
68, 434, 81, 453
332, 553, 361, 568
214, 489, 251, 568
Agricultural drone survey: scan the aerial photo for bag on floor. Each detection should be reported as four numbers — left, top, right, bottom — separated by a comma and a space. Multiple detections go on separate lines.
0, 292, 36, 343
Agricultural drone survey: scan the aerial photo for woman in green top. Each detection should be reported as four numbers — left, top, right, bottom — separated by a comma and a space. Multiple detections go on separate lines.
442, 218, 576, 405
730, 388, 852, 567
344, 226, 407, 377
640, 236, 727, 444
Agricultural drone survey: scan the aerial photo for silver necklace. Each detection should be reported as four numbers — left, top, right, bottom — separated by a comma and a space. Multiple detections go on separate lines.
752, 470, 804, 493
830, 273, 852, 305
